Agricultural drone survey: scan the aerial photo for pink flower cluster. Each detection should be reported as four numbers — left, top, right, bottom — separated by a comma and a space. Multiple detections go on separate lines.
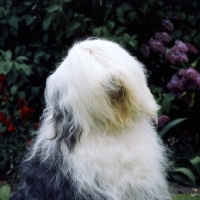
140, 32, 171, 57
140, 19, 197, 64
158, 115, 170, 128
167, 67, 200, 100
166, 40, 197, 64
162, 19, 174, 32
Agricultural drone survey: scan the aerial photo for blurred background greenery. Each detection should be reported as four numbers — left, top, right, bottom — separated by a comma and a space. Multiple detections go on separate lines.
0, 0, 200, 197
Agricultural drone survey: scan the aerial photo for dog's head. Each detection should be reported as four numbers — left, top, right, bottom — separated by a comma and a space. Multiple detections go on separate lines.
44, 38, 159, 149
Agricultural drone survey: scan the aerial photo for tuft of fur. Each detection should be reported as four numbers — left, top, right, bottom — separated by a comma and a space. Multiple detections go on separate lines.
11, 38, 172, 200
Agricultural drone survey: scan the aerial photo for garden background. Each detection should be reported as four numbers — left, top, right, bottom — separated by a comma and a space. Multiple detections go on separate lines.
0, 0, 200, 198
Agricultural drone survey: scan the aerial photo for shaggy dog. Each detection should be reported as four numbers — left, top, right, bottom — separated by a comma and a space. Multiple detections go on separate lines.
11, 38, 172, 200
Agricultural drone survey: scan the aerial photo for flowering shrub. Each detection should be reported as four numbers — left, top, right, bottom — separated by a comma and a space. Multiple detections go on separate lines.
0, 0, 200, 186
167, 67, 200, 104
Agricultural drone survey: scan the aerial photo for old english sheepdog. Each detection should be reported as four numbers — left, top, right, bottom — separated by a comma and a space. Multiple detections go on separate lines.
11, 38, 171, 200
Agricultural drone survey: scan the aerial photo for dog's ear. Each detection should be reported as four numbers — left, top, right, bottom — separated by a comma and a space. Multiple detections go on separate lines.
107, 77, 137, 126
107, 75, 159, 125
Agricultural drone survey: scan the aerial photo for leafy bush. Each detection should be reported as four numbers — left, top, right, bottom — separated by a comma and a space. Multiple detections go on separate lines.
0, 0, 200, 186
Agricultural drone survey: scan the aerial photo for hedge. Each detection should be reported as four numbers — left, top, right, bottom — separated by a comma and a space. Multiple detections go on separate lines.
0, 0, 200, 186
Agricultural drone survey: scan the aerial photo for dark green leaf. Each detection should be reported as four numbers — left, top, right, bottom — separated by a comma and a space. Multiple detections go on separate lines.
106, 21, 115, 31
43, 14, 54, 31
24, 1, 32, 6
47, 4, 60, 13
188, 15, 196, 25
179, 12, 186, 21
44, 53, 50, 61
9, 27, 18, 36
25, 15, 35, 26
115, 26, 127, 36
2, 62, 13, 75
20, 64, 31, 75
194, 35, 200, 48
190, 156, 200, 175
18, 91, 26, 98
5, 50, 12, 61
92, 27, 101, 36
0, 61, 5, 73
31, 87, 39, 95
17, 56, 28, 61
173, 167, 196, 186
148, 0, 155, 5
34, 50, 44, 58
7, 16, 18, 29
14, 62, 20, 70
0, 184, 11, 200
171, 30, 182, 40
14, 46, 20, 55
116, 8, 124, 23
129, 39, 138, 49
128, 11, 137, 22
43, 34, 48, 43
140, 3, 150, 14
31, 5, 37, 10
120, 3, 132, 11
67, 22, 80, 32
183, 35, 191, 43
11, 86, 18, 94
159, 118, 187, 137
0, 123, 6, 132
191, 56, 200, 67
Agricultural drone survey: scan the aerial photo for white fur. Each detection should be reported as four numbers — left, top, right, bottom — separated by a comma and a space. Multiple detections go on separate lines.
30, 38, 171, 200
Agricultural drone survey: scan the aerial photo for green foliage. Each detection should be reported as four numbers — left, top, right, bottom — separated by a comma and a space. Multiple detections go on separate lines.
0, 0, 200, 188
172, 167, 196, 186
0, 184, 11, 200
172, 194, 200, 200
159, 118, 187, 137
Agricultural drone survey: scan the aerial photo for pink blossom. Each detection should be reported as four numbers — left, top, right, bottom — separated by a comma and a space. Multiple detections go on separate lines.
158, 115, 170, 128
165, 49, 188, 64
154, 32, 171, 43
140, 44, 150, 58
174, 40, 188, 53
186, 43, 198, 54
149, 38, 165, 54
162, 19, 174, 32
167, 74, 185, 97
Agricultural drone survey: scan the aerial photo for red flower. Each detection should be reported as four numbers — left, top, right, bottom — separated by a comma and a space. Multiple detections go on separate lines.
25, 137, 32, 146
0, 75, 6, 83
4, 118, 12, 126
2, 95, 9, 101
34, 123, 39, 130
8, 124, 16, 132
18, 99, 27, 108
0, 75, 7, 94
0, 112, 4, 121
0, 112, 16, 133
18, 99, 35, 122
19, 106, 35, 122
